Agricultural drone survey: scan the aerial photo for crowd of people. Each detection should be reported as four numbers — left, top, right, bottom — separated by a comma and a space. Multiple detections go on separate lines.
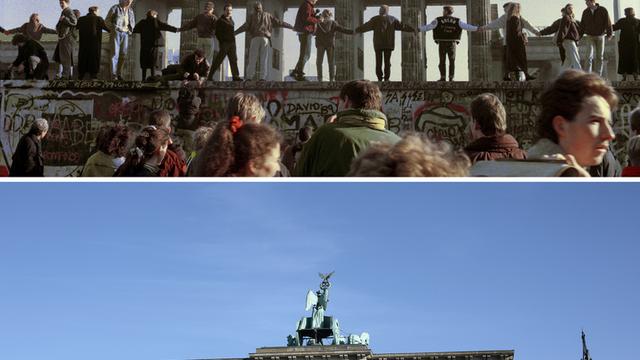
3, 1, 639, 82
8, 70, 640, 178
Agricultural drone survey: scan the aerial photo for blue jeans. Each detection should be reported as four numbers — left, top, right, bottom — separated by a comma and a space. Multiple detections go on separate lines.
585, 35, 605, 76
111, 31, 129, 78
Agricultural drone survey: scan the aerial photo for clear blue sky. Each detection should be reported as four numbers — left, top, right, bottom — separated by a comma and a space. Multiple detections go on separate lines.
2, 0, 637, 80
0, 183, 639, 360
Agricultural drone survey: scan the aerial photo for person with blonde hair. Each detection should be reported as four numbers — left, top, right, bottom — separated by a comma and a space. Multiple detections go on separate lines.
348, 134, 470, 177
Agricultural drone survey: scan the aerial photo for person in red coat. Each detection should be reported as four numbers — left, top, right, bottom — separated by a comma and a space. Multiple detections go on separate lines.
622, 135, 640, 177
464, 93, 527, 164
291, 0, 319, 81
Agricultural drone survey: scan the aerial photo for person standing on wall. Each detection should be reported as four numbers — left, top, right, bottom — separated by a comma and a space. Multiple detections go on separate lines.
4, 14, 57, 41
106, 0, 135, 80
580, 0, 613, 77
235, 1, 293, 81
55, 0, 78, 79
540, 8, 570, 66
133, 10, 179, 80
356, 5, 416, 82
314, 9, 353, 82
612, 8, 640, 81
556, 4, 583, 71
77, 6, 110, 80
420, 6, 478, 82
479, 2, 540, 81
291, 0, 320, 81
180, 2, 219, 77
207, 4, 242, 82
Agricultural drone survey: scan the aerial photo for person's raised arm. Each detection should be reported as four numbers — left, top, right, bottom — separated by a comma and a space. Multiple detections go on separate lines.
419, 19, 437, 32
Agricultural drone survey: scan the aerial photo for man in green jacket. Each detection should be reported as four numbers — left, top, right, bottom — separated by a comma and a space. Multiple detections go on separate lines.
295, 80, 400, 177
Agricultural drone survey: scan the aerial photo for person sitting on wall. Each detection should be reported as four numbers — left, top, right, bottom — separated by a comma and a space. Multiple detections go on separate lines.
4, 13, 57, 41
133, 9, 179, 81
464, 93, 526, 164
294, 80, 401, 176
8, 34, 50, 80
180, 49, 211, 81
420, 5, 478, 82
622, 135, 640, 177
356, 5, 416, 82
10, 118, 49, 177
348, 134, 470, 177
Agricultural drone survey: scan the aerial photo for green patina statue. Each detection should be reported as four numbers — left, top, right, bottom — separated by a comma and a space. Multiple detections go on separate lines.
287, 272, 369, 347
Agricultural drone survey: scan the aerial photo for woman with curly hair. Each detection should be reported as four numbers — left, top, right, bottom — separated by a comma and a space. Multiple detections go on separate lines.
114, 126, 172, 177
348, 134, 471, 177
81, 124, 131, 177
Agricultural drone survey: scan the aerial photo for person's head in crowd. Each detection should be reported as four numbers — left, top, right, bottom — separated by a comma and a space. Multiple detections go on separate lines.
223, 3, 233, 18
29, 118, 49, 139
630, 107, 640, 136
254, 1, 263, 14
73, 9, 81, 18
585, 0, 597, 10
469, 93, 507, 140
147, 9, 158, 19
193, 48, 206, 65
88, 6, 99, 15
193, 125, 214, 153
29, 13, 41, 25
120, 0, 133, 9
338, 80, 382, 112
443, 6, 454, 16
116, 126, 171, 176
321, 9, 333, 21
225, 92, 265, 124
59, 0, 70, 10
624, 8, 635, 18
348, 134, 470, 177
507, 2, 520, 17
537, 70, 617, 167
502, 2, 512, 14
379, 5, 390, 16
204, 1, 214, 15
194, 122, 282, 177
564, 4, 574, 18
96, 123, 131, 158
627, 135, 640, 167
149, 109, 172, 133
11, 34, 28, 47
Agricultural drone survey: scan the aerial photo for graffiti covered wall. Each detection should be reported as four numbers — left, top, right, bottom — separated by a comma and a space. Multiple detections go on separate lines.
1, 80, 638, 176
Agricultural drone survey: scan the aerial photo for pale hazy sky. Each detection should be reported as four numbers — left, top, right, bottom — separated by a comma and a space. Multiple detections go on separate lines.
1, 0, 636, 80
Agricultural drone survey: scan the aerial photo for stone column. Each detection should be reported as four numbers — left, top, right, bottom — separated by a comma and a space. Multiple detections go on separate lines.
467, 0, 491, 81
180, 0, 200, 59
401, 0, 426, 82
264, 0, 287, 80
335, 0, 365, 81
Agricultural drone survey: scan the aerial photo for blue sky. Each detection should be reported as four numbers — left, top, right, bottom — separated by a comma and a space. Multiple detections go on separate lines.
0, 183, 639, 360
2, 0, 637, 80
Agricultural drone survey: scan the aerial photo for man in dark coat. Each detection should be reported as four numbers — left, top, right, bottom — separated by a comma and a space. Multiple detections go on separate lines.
133, 10, 179, 80
613, 8, 640, 80
540, 8, 569, 65
314, 9, 352, 82
464, 93, 526, 164
291, 0, 319, 81
10, 118, 49, 177
356, 5, 416, 82
77, 7, 110, 79
580, 0, 613, 76
207, 4, 242, 81
8, 34, 50, 80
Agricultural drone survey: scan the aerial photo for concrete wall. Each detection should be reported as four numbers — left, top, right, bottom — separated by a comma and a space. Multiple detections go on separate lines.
1, 80, 638, 176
